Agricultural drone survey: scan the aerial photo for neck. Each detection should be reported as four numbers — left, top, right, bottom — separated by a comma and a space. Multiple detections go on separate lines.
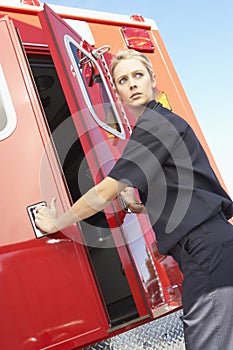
128, 105, 146, 119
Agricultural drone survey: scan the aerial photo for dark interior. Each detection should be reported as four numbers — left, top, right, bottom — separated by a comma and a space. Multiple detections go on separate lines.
28, 54, 139, 327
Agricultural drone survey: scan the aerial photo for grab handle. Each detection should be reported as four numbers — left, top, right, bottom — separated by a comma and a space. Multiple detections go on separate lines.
27, 201, 47, 238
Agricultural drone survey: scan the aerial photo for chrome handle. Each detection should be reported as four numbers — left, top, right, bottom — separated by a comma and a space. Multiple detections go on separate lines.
27, 201, 47, 238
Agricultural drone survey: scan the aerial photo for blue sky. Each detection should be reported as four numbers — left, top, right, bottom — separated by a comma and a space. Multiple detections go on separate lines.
49, 0, 233, 197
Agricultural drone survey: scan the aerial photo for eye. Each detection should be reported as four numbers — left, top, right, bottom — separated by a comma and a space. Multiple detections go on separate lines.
135, 72, 143, 79
118, 77, 127, 85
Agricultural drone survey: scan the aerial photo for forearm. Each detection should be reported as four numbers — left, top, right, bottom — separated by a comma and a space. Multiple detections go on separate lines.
54, 177, 125, 231
71, 186, 111, 221
52, 192, 108, 232
74, 176, 125, 216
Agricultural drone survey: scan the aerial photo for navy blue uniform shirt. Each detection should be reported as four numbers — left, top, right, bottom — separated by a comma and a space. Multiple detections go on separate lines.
108, 100, 233, 254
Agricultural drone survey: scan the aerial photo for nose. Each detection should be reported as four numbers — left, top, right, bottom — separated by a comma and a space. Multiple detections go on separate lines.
129, 77, 137, 90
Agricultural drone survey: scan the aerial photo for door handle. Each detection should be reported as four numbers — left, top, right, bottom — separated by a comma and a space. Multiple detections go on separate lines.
27, 201, 47, 238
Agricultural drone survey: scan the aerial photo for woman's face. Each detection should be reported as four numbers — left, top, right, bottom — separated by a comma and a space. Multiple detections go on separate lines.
113, 58, 156, 114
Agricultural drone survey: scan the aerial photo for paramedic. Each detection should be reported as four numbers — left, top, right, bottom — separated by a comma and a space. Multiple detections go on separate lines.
35, 49, 233, 349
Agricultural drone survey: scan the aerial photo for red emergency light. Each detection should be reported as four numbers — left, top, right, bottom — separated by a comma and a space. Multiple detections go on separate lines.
22, 0, 40, 6
121, 27, 154, 52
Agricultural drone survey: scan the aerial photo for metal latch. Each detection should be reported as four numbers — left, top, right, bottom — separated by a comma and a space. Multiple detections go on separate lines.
27, 201, 47, 238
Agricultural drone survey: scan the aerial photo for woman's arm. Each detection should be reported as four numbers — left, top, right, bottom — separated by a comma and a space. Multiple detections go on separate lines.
35, 177, 126, 234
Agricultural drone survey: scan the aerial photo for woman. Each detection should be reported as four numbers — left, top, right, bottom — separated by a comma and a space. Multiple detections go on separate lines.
35, 49, 233, 349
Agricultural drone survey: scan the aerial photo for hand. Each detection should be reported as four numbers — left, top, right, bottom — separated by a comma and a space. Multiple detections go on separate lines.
120, 187, 136, 207
35, 198, 58, 234
120, 187, 145, 214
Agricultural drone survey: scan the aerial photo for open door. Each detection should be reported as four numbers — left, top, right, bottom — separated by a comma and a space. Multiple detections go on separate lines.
38, 3, 183, 330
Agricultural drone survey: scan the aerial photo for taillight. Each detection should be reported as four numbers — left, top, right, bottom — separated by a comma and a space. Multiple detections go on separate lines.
121, 27, 154, 52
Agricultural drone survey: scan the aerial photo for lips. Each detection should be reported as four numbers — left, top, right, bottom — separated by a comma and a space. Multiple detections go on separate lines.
130, 92, 142, 99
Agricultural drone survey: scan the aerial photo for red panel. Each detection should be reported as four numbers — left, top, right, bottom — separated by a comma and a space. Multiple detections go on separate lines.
0, 15, 108, 350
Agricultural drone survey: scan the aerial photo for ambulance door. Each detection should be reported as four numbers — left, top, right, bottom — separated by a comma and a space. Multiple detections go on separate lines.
0, 15, 109, 350
39, 3, 183, 326
38, 3, 150, 324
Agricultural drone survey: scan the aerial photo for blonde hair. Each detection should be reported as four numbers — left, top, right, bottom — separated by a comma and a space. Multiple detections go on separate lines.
110, 49, 154, 83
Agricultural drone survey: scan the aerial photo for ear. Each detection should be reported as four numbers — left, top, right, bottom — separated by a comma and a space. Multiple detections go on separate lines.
151, 74, 156, 88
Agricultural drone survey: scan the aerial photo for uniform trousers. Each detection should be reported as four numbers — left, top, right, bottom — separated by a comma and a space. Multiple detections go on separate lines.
170, 211, 233, 350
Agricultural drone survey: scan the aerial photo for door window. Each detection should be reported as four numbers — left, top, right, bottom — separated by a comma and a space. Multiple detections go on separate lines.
0, 64, 17, 140
64, 35, 126, 139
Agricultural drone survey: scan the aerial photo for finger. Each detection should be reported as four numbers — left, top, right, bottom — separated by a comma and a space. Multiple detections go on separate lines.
35, 212, 45, 220
35, 217, 42, 226
38, 206, 49, 214
35, 218, 46, 231
50, 197, 57, 212
35, 206, 47, 214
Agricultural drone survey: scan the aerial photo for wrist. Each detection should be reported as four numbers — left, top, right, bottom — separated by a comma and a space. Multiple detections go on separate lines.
55, 208, 80, 231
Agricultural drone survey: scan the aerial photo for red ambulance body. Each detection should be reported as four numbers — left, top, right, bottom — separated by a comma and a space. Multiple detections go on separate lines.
0, 1, 227, 349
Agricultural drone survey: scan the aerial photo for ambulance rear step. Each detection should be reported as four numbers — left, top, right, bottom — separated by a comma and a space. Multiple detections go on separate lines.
84, 310, 185, 350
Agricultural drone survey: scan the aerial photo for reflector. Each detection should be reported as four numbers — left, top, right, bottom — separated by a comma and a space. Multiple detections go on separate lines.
22, 0, 40, 6
121, 27, 154, 52
130, 15, 145, 22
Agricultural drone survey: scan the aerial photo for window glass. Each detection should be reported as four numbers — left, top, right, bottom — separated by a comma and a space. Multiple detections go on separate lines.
0, 101, 7, 131
0, 64, 17, 140
64, 35, 126, 139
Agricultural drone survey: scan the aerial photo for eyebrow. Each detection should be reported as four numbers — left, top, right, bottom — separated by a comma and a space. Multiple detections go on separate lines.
116, 69, 144, 81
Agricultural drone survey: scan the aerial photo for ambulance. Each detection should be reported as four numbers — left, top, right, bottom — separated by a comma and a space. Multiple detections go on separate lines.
0, 1, 227, 349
